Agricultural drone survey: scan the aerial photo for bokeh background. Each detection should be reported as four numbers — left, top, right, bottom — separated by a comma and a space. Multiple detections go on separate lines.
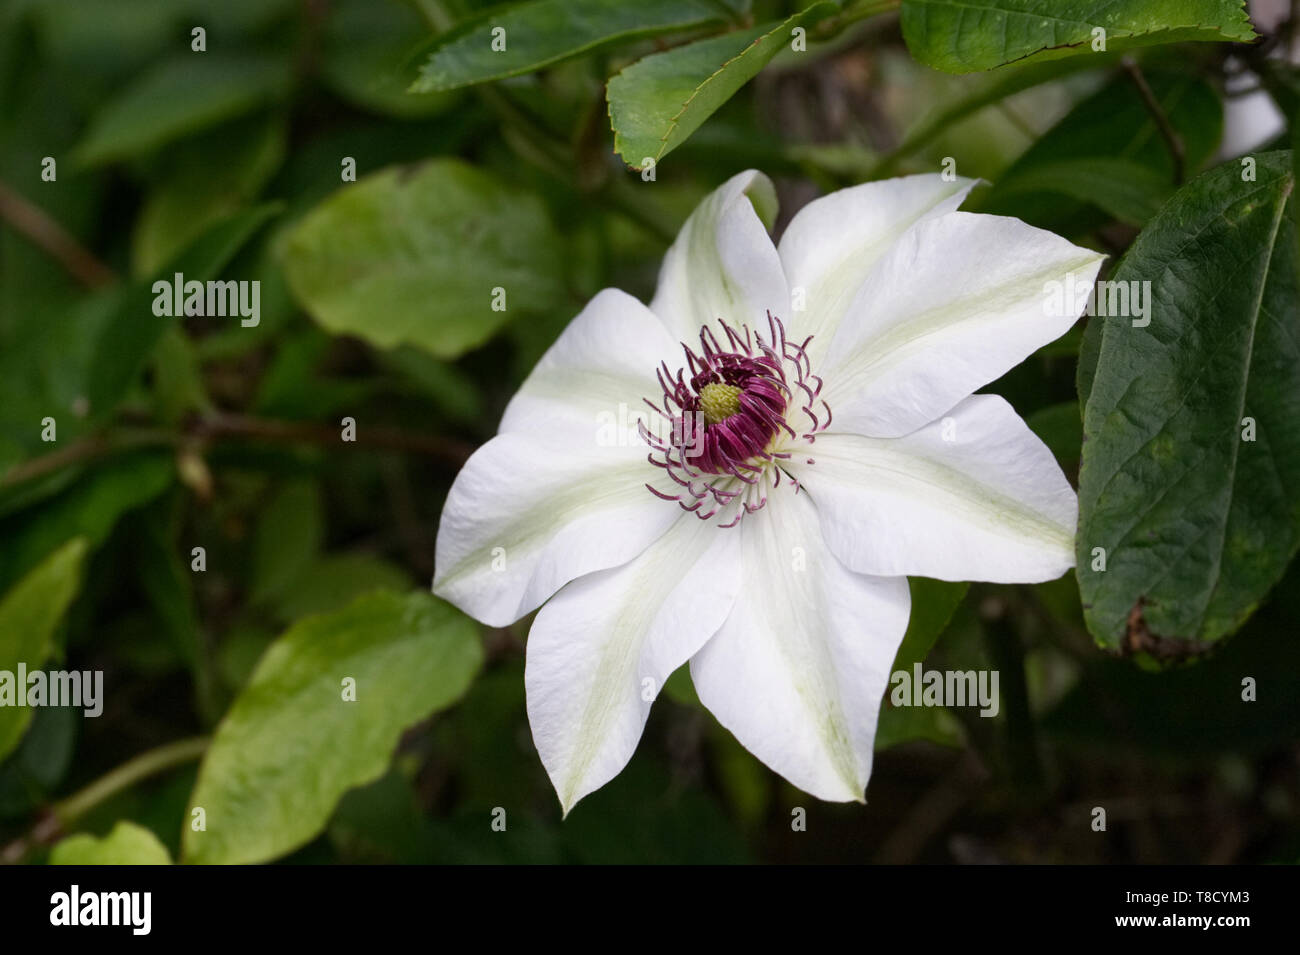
0, 0, 1297, 864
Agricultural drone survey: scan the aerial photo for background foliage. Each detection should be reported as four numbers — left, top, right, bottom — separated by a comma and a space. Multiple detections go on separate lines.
0, 0, 1297, 864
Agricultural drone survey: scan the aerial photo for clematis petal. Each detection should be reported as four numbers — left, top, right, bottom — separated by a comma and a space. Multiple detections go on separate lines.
821, 210, 1105, 438
433, 434, 675, 628
690, 488, 910, 803
777, 173, 977, 368
649, 170, 788, 343
527, 515, 741, 814
499, 288, 676, 440
795, 394, 1076, 583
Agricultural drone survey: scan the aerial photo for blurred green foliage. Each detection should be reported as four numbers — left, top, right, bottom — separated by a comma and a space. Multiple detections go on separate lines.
0, 0, 1296, 865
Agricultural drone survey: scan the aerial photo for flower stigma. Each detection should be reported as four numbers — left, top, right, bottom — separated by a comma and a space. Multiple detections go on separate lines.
698, 382, 743, 424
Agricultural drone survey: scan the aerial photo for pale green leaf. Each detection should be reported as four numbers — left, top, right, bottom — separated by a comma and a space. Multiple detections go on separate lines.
183, 591, 482, 864
50, 821, 172, 865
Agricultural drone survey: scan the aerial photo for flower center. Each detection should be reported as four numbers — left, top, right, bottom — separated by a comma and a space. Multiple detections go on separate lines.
698, 382, 742, 424
639, 313, 831, 527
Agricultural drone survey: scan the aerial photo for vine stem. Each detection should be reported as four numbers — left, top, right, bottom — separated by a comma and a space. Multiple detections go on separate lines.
1122, 56, 1185, 185
0, 736, 210, 864
0, 414, 473, 492
0, 178, 117, 289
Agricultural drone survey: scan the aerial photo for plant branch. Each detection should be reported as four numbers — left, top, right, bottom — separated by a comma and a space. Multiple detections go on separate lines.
0, 178, 116, 289
0, 736, 209, 864
0, 414, 474, 493
1122, 56, 1185, 185
195, 412, 474, 465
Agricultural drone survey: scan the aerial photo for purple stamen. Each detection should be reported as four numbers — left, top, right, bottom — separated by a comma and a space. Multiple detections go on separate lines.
640, 312, 831, 524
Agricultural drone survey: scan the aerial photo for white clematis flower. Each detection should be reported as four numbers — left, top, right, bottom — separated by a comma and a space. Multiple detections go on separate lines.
433, 171, 1103, 813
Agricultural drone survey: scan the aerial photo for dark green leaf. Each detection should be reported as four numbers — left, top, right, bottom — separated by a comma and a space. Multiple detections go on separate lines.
1047, 565, 1300, 753
411, 0, 742, 93
131, 112, 287, 276
980, 71, 1223, 232
1077, 152, 1299, 654
1026, 399, 1084, 475
322, 0, 459, 117
85, 203, 281, 417
876, 578, 968, 750
72, 54, 290, 166
901, 0, 1255, 74
250, 480, 323, 604
893, 578, 969, 672
992, 158, 1172, 225
0, 453, 172, 595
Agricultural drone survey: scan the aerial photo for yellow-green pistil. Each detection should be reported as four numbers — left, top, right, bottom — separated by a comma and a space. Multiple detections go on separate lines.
698, 382, 743, 425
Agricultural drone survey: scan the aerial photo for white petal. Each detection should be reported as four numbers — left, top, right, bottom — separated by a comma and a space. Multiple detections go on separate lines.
795, 394, 1076, 583
499, 288, 675, 441
649, 170, 788, 344
690, 488, 910, 803
777, 174, 977, 368
433, 434, 674, 627
527, 515, 740, 813
821, 211, 1105, 437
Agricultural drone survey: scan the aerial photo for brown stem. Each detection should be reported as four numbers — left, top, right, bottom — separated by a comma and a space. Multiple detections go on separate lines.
0, 430, 177, 490
1122, 57, 1185, 185
0, 736, 209, 864
1, 414, 473, 493
0, 178, 116, 289
195, 412, 474, 466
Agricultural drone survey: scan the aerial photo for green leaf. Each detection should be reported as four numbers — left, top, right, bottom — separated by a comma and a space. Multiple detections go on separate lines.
376, 346, 486, 427
875, 578, 968, 749
272, 553, 413, 622
250, 480, 323, 604
131, 112, 287, 277
1077, 319, 1104, 425
281, 160, 564, 359
0, 453, 171, 595
979, 71, 1223, 232
1026, 400, 1084, 475
608, 4, 838, 170
322, 0, 459, 117
892, 578, 969, 672
875, 701, 965, 749
1077, 152, 1299, 656
72, 54, 290, 166
183, 591, 482, 864
900, 0, 1256, 74
85, 203, 281, 417
869, 54, 1118, 178
150, 327, 212, 424
328, 769, 440, 863
1048, 563, 1300, 754
131, 503, 217, 719
50, 820, 172, 864
992, 158, 1172, 225
0, 704, 79, 818
410, 0, 742, 93
0, 539, 88, 760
